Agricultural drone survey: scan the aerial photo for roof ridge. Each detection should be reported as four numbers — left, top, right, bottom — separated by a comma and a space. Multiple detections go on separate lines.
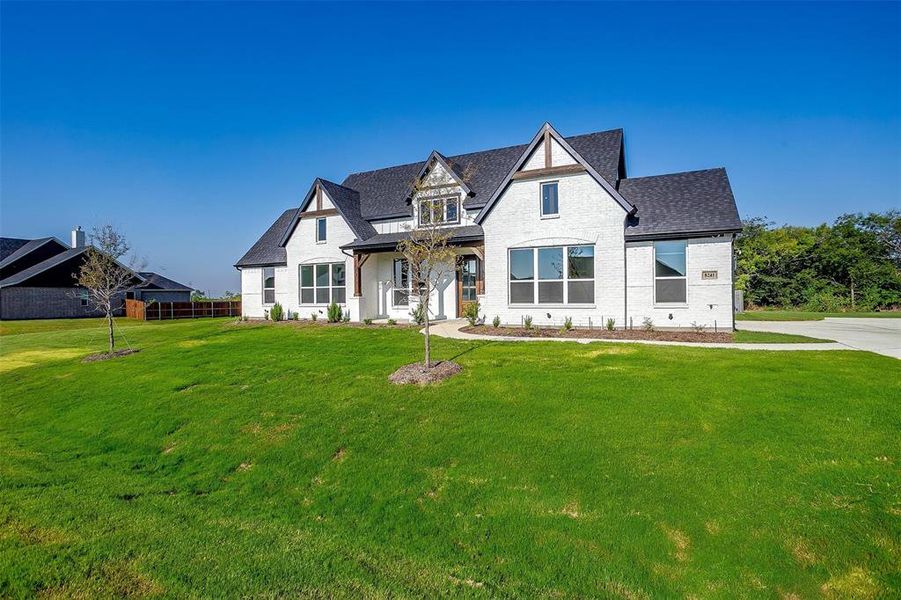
622, 167, 725, 181
343, 128, 624, 179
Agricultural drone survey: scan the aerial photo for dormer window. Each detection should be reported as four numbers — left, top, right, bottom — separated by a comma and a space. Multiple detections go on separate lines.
418, 195, 460, 226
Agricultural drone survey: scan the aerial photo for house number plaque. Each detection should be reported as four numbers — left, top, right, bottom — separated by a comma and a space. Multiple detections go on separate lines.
701, 270, 718, 280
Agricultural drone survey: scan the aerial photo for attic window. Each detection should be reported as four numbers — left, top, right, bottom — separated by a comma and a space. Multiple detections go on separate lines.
541, 182, 559, 217
316, 218, 327, 243
418, 196, 460, 226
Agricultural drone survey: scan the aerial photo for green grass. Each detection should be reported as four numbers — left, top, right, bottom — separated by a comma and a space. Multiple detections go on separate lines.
737, 310, 901, 321
733, 330, 832, 344
2, 318, 899, 598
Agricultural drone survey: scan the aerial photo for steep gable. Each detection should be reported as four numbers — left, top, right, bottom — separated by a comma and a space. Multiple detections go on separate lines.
474, 123, 635, 224
341, 127, 624, 220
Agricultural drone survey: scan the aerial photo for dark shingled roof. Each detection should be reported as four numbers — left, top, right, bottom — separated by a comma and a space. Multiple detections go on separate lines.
0, 247, 88, 287
234, 209, 294, 267
0, 237, 33, 261
619, 168, 742, 239
237, 127, 741, 267
136, 272, 193, 291
340, 225, 484, 251
0, 237, 65, 269
342, 129, 624, 220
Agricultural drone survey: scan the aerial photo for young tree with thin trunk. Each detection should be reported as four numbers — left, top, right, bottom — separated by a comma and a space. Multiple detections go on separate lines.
397, 160, 477, 369
397, 222, 456, 369
75, 225, 140, 354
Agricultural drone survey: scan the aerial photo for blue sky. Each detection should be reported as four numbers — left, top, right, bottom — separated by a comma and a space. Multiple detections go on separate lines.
2, 2, 899, 295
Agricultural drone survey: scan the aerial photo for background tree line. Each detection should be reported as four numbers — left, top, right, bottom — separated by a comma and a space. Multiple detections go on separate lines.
736, 210, 900, 311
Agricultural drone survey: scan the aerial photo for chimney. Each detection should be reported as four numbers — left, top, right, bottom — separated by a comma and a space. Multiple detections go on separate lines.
71, 226, 85, 249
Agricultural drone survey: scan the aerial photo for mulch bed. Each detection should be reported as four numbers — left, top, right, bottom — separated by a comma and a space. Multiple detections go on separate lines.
233, 319, 414, 329
389, 361, 462, 385
460, 325, 734, 343
82, 349, 141, 363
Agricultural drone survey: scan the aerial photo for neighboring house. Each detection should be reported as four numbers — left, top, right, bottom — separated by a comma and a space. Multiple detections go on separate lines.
236, 123, 742, 328
0, 228, 193, 320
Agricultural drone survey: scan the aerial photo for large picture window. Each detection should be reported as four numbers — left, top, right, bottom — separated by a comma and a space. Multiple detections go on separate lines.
418, 196, 460, 226
263, 267, 275, 304
508, 245, 594, 305
299, 262, 346, 305
654, 241, 687, 304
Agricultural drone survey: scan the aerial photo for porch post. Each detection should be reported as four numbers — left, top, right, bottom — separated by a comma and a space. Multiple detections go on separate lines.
353, 252, 370, 297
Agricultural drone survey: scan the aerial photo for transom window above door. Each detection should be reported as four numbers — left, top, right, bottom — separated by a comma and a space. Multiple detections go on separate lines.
418, 196, 460, 226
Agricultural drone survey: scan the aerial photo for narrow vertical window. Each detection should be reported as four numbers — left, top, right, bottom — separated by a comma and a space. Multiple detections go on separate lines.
509, 248, 535, 303
315, 264, 330, 303
316, 217, 327, 243
393, 259, 410, 305
541, 182, 558, 217
654, 241, 687, 304
299, 265, 314, 304
263, 267, 275, 304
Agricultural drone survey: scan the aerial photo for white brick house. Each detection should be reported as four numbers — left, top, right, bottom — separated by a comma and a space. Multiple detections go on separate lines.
236, 123, 742, 329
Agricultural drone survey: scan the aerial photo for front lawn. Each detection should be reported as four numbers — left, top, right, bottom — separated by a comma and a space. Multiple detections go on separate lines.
732, 330, 832, 344
1, 318, 899, 598
737, 310, 901, 321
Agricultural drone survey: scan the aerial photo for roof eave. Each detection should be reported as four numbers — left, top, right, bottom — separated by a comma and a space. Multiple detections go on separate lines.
624, 227, 742, 242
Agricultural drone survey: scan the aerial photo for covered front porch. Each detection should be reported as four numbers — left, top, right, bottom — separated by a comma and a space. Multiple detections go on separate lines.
342, 226, 485, 322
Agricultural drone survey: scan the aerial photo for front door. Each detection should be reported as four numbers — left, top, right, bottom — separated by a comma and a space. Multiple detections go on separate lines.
457, 256, 479, 317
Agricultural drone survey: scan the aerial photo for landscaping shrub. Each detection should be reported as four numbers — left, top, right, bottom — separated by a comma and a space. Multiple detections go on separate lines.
642, 317, 654, 331
269, 303, 284, 322
327, 302, 342, 323
342, 311, 351, 323
310, 313, 318, 322
523, 315, 533, 329
387, 318, 396, 325
492, 315, 501, 328
410, 303, 426, 325
563, 316, 573, 331
363, 318, 372, 325
690, 321, 707, 333
605, 318, 615, 331
463, 302, 480, 327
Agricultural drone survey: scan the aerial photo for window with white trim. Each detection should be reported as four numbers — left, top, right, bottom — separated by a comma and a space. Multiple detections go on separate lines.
508, 245, 594, 305
418, 196, 460, 226
299, 262, 345, 304
654, 241, 687, 304
392, 258, 410, 306
262, 267, 275, 304
540, 182, 558, 217
316, 218, 327, 243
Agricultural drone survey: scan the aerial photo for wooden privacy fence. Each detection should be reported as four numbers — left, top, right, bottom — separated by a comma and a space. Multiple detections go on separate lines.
125, 299, 241, 321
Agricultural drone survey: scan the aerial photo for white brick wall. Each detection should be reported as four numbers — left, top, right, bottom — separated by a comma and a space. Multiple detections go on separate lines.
550, 138, 577, 166
625, 237, 735, 330
480, 172, 628, 328
240, 189, 358, 319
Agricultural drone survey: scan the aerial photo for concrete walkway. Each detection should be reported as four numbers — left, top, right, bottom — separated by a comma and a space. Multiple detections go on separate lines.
737, 317, 901, 359
427, 320, 851, 352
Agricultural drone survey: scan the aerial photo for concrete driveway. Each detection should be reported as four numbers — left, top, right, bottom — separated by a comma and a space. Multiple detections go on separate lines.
737, 318, 901, 359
